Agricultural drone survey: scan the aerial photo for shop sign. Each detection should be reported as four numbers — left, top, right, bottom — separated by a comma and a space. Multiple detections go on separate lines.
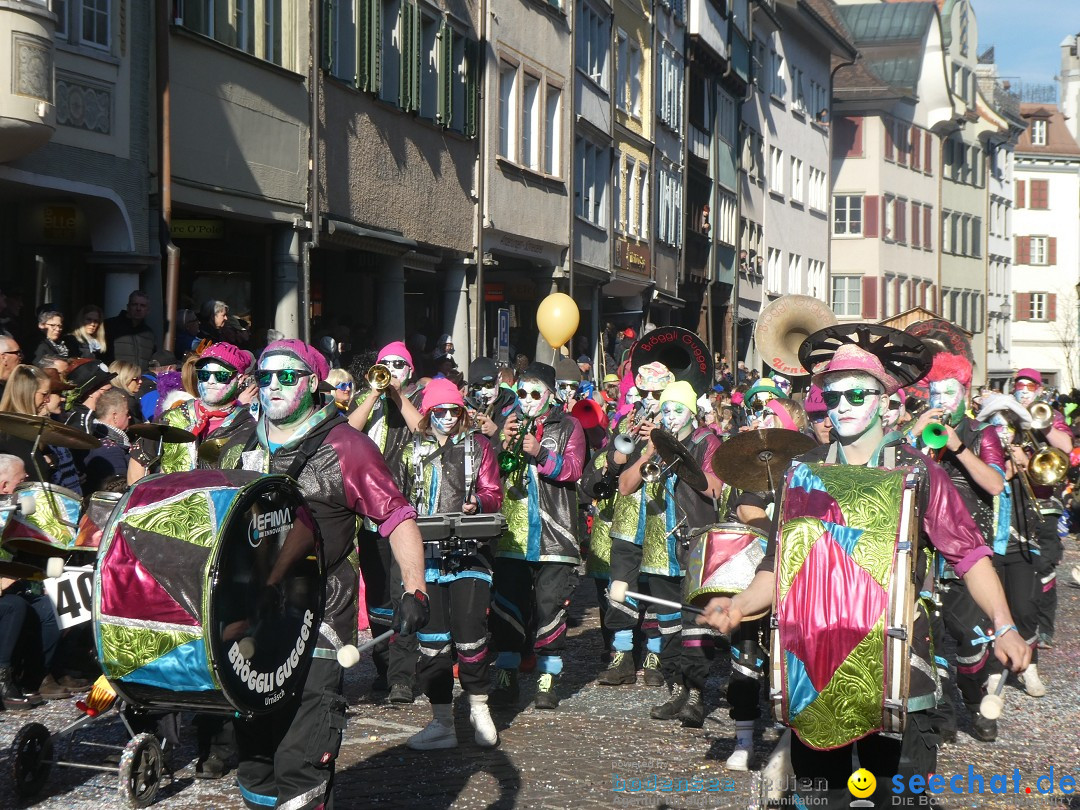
497, 234, 546, 257
485, 283, 505, 302
42, 205, 79, 242
615, 238, 651, 278
171, 219, 225, 239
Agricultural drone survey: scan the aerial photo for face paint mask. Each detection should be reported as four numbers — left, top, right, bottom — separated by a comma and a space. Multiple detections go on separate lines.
431, 408, 461, 435
554, 382, 577, 403
625, 388, 641, 406
382, 355, 412, 385
825, 372, 884, 440
991, 412, 1015, 446
258, 355, 316, 427
929, 380, 966, 426
517, 382, 551, 418
660, 402, 693, 436
1013, 384, 1037, 408
197, 362, 240, 407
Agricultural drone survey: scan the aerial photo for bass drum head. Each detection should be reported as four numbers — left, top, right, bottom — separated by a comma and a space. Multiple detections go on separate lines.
210, 477, 324, 717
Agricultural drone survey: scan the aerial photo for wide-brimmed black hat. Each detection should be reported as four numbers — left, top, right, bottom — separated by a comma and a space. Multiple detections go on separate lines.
66, 359, 116, 401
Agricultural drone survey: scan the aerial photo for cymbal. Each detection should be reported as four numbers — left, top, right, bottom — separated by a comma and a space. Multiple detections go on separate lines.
711, 429, 815, 492
197, 436, 231, 464
128, 422, 197, 444
650, 429, 709, 492
0, 413, 101, 450
0, 559, 47, 580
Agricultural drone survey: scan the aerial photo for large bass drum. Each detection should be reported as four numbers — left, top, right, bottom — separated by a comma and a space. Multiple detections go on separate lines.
93, 469, 324, 718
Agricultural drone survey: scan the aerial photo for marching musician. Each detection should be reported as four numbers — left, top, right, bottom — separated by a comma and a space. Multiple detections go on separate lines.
399, 378, 503, 750
904, 351, 1009, 742
1010, 368, 1067, 652
606, 381, 724, 728
489, 361, 585, 710
466, 357, 516, 438
347, 340, 424, 702
698, 328, 1030, 808
803, 385, 832, 445
220, 339, 427, 810
127, 342, 254, 482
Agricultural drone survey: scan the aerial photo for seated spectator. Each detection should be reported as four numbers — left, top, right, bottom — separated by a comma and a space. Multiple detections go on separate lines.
0, 365, 79, 491
64, 359, 116, 435
85, 388, 131, 493
175, 309, 202, 355
108, 360, 144, 422
68, 305, 107, 361
31, 311, 78, 364
36, 354, 70, 378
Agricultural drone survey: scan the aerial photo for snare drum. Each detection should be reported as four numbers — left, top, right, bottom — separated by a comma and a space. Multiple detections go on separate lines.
683, 523, 767, 607
3, 483, 82, 555
93, 469, 325, 717
73, 491, 124, 551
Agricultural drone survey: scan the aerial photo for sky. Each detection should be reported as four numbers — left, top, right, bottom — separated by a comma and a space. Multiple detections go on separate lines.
974, 0, 1079, 98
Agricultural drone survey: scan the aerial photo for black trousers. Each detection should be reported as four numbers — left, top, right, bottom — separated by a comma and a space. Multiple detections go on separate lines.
236, 657, 345, 810
925, 596, 956, 736
789, 711, 938, 809
416, 568, 492, 703
938, 578, 1000, 708
490, 558, 576, 665
1034, 529, 1062, 641
993, 548, 1040, 664
357, 531, 417, 687
727, 617, 768, 721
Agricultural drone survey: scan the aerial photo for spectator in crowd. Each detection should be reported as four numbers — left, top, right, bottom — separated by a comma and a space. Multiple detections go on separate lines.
85, 388, 132, 492
105, 290, 156, 369
326, 368, 355, 414
40, 368, 80, 492
69, 305, 107, 361
0, 365, 80, 492
109, 361, 144, 422
577, 355, 593, 383
200, 300, 248, 345
64, 359, 116, 435
0, 334, 22, 400
139, 351, 177, 421
36, 355, 70, 377
176, 308, 202, 355
31, 311, 78, 364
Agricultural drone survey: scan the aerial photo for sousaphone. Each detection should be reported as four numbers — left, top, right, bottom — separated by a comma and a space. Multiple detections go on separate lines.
755, 295, 838, 377
629, 326, 713, 393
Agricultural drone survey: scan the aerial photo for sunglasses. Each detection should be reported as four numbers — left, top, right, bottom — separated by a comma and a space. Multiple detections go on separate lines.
334, 382, 353, 391
822, 388, 882, 409
1013, 381, 1038, 392
517, 388, 545, 401
255, 369, 314, 387
431, 406, 461, 417
196, 369, 237, 384
556, 382, 577, 390
642, 390, 663, 400
472, 382, 496, 390
384, 359, 409, 370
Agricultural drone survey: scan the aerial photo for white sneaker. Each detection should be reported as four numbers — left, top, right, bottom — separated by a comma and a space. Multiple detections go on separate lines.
1019, 664, 1046, 698
468, 695, 498, 747
407, 709, 458, 750
725, 745, 750, 771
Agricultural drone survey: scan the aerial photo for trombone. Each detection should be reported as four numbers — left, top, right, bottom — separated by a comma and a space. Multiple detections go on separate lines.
1022, 402, 1069, 486
366, 363, 393, 392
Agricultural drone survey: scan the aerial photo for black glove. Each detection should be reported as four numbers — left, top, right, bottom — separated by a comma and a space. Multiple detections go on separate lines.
394, 590, 430, 634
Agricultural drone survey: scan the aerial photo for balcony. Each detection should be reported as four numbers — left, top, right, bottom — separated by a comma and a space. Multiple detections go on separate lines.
977, 75, 1020, 120
0, 0, 55, 162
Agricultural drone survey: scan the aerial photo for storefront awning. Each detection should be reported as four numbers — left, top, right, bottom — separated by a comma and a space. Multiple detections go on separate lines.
603, 276, 651, 298
652, 289, 685, 309
323, 217, 417, 256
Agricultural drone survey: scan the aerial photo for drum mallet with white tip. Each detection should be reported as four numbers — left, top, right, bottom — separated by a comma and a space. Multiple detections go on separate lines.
607, 580, 707, 616
337, 629, 396, 669
980, 672, 1008, 720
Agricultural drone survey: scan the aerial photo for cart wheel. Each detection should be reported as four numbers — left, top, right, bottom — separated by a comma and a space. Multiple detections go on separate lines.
10, 722, 53, 798
118, 733, 163, 808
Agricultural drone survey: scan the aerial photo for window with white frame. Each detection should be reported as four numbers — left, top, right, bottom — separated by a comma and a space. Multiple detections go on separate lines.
331, 0, 357, 83
790, 156, 804, 203
771, 49, 786, 101
657, 41, 684, 134
614, 152, 624, 233
787, 253, 802, 294
498, 60, 518, 160
544, 85, 560, 176
418, 14, 440, 121
575, 135, 608, 227
656, 163, 683, 247
615, 32, 641, 116
577, 2, 609, 88
496, 61, 560, 170
182, 0, 293, 67
769, 146, 783, 194
718, 90, 736, 145
831, 276, 860, 317
81, 0, 110, 49
809, 168, 827, 211
833, 194, 862, 235
628, 42, 641, 117
807, 259, 826, 299
379, 0, 402, 104
53, 0, 68, 38
1030, 236, 1048, 265
1029, 292, 1047, 321
637, 167, 648, 241
717, 189, 737, 246
627, 159, 639, 236
754, 38, 770, 97
1030, 119, 1047, 146
521, 73, 541, 170
883, 195, 897, 241
766, 248, 782, 293
810, 79, 828, 121
793, 68, 805, 112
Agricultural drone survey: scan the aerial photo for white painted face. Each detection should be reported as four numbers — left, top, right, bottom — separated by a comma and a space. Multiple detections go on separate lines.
823, 371, 886, 440
257, 354, 317, 426
990, 412, 1015, 447
660, 401, 693, 436
625, 387, 641, 407
196, 361, 239, 407
517, 380, 552, 419
1013, 380, 1039, 408
382, 355, 412, 385
640, 388, 664, 416
882, 396, 905, 431
429, 404, 462, 436
929, 379, 966, 425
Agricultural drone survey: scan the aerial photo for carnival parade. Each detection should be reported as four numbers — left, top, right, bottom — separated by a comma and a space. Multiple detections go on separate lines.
0, 285, 1074, 810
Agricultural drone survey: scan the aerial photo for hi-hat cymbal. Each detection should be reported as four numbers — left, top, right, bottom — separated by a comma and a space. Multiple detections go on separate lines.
197, 436, 231, 464
0, 413, 101, 450
0, 559, 47, 580
650, 429, 709, 492
127, 422, 197, 444
711, 429, 816, 492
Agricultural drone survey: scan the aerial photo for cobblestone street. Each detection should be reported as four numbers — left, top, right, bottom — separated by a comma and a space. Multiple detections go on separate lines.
1, 546, 1077, 810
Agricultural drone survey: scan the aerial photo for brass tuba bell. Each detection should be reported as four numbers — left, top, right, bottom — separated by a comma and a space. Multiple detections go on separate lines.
755, 295, 838, 377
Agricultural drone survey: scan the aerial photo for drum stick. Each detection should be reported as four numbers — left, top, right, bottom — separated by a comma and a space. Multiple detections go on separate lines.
980, 672, 1007, 720
337, 629, 395, 669
607, 580, 706, 616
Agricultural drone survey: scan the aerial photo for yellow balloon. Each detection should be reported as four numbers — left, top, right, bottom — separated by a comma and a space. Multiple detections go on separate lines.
536, 293, 580, 349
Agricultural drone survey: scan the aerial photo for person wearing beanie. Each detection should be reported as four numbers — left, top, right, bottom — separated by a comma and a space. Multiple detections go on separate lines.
803, 384, 832, 445
218, 339, 428, 810
400, 377, 503, 751
127, 342, 254, 483
347, 339, 425, 702
603, 379, 725, 730
489, 361, 585, 711
466, 357, 516, 438
698, 328, 1030, 806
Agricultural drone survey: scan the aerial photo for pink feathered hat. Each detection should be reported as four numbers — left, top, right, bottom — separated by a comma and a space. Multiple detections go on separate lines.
811, 343, 902, 396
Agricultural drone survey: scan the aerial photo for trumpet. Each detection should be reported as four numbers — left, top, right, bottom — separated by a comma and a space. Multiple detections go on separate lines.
366, 363, 393, 392
498, 416, 535, 474
612, 403, 643, 457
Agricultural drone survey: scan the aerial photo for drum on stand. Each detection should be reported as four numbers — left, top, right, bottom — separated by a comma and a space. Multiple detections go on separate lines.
93, 469, 325, 718
2, 483, 82, 555
683, 523, 768, 607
